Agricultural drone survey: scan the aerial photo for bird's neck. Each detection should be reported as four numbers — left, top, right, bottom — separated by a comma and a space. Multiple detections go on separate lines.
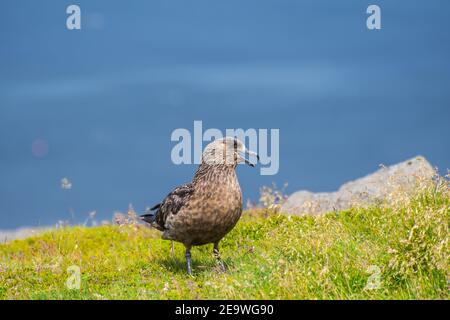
192, 163, 237, 184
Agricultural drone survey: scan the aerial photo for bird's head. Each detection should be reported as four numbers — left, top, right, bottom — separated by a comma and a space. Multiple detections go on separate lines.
202, 137, 259, 167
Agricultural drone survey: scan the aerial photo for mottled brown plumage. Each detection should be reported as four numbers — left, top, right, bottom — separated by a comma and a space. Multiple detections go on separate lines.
141, 137, 258, 275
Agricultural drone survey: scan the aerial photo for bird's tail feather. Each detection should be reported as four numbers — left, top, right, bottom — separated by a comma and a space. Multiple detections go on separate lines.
140, 212, 156, 224
140, 203, 161, 226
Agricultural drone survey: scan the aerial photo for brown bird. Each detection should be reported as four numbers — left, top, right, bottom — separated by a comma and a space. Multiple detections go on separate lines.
141, 137, 259, 275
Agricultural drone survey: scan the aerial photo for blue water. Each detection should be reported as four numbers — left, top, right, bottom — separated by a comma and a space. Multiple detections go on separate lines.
1, 1, 449, 228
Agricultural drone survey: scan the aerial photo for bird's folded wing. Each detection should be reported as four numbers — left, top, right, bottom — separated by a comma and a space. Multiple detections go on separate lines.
155, 183, 195, 230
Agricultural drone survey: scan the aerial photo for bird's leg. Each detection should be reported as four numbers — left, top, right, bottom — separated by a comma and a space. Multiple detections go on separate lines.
213, 242, 220, 260
213, 242, 225, 272
171, 241, 175, 257
185, 246, 193, 275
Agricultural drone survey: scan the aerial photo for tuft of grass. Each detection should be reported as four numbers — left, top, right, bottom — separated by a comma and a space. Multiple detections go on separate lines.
0, 180, 448, 300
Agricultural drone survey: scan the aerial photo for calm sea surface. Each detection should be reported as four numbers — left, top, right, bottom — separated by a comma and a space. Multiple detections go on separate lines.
1, 1, 449, 228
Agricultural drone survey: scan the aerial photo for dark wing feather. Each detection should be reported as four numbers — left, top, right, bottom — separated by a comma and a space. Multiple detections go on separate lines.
141, 183, 194, 231
150, 203, 161, 211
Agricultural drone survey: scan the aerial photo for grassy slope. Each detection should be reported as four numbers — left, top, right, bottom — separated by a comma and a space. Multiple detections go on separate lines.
0, 185, 448, 300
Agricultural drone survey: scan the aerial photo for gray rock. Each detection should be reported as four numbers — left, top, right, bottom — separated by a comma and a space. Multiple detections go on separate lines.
281, 156, 436, 215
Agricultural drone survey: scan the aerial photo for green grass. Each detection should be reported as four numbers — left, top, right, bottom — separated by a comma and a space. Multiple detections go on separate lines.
0, 182, 448, 300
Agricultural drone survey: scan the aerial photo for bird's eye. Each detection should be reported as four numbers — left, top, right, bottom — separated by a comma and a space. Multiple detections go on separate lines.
233, 138, 238, 150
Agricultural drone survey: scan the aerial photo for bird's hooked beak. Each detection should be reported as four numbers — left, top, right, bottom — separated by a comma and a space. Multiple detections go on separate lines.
240, 148, 259, 167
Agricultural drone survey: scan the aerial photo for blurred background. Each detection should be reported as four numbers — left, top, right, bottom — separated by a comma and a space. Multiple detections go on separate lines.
0, 0, 449, 229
